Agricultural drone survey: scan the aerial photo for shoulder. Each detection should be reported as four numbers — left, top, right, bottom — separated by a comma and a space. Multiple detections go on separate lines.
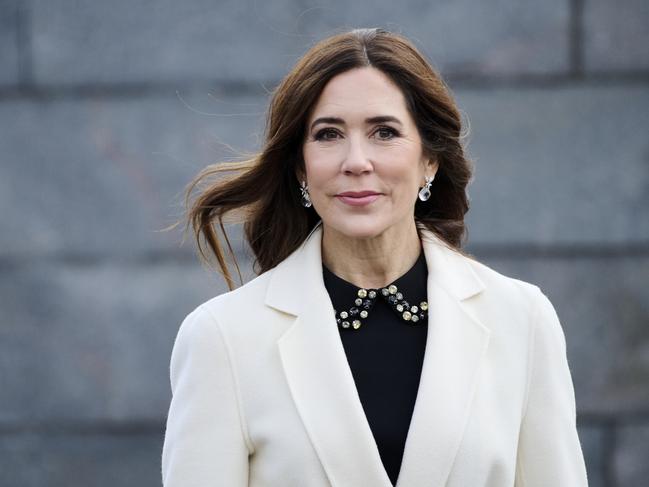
201, 269, 274, 316
459, 252, 564, 342
464, 252, 542, 301
420, 226, 545, 311
176, 269, 273, 334
177, 267, 285, 342
455, 252, 559, 335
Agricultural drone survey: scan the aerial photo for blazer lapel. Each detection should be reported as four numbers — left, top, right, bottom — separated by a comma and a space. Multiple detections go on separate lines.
266, 222, 491, 487
395, 225, 491, 486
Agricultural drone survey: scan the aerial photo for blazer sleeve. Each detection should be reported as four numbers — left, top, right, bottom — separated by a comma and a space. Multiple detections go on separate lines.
161, 304, 251, 487
514, 288, 589, 487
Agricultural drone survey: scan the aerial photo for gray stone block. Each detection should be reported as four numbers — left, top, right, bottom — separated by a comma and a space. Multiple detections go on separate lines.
614, 422, 649, 486
0, 0, 19, 85
2, 249, 647, 421
0, 259, 255, 422
0, 426, 613, 487
577, 423, 606, 487
584, 0, 649, 71
476, 253, 649, 415
0, 93, 265, 256
459, 84, 649, 245
0, 431, 164, 487
30, 0, 570, 85
2, 85, 648, 257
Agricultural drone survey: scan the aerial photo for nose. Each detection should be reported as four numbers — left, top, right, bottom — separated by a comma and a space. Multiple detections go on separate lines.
341, 135, 373, 175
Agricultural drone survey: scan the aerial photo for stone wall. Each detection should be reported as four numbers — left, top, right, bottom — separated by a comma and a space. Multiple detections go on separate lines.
1, 1, 647, 485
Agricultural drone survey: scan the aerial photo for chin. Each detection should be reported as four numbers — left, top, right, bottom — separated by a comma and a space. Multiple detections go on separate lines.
323, 217, 389, 240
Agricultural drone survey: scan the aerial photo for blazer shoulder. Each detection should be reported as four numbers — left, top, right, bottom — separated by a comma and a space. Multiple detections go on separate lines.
460, 254, 560, 346
172, 270, 277, 352
461, 252, 544, 308
200, 268, 274, 316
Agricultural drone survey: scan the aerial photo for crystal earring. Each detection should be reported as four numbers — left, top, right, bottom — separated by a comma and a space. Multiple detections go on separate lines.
418, 175, 435, 201
300, 180, 312, 208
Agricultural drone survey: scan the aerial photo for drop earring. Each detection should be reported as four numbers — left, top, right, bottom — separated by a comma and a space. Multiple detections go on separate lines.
300, 180, 312, 208
418, 175, 435, 202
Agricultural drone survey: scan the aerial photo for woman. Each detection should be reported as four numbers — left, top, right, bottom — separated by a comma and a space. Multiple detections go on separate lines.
161, 28, 588, 487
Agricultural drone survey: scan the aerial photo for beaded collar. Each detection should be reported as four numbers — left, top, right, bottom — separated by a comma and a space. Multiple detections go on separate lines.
322, 251, 429, 331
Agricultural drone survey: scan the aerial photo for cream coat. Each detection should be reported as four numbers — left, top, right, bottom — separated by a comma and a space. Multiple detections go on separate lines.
161, 221, 589, 486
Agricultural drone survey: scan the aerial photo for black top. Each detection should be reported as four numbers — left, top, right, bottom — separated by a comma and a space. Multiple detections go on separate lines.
322, 249, 429, 486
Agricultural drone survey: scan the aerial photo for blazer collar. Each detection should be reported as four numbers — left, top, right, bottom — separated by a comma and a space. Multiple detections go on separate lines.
266, 221, 491, 487
265, 221, 485, 314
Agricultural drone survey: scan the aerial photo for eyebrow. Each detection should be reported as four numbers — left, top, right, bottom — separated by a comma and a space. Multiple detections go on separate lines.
309, 115, 403, 132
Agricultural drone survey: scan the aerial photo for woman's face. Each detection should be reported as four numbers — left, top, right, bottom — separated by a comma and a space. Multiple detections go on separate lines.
301, 66, 438, 240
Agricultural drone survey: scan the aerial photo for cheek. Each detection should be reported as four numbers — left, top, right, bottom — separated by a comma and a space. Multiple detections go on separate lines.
303, 149, 339, 185
381, 162, 421, 195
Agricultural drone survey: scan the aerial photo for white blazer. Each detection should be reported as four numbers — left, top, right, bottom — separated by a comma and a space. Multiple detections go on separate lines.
161, 221, 588, 487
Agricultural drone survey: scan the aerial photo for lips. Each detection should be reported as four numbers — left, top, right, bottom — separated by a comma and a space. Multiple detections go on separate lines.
337, 191, 381, 197
335, 191, 382, 207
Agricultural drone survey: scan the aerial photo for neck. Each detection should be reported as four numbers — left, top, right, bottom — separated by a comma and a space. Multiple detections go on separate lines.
321, 219, 422, 290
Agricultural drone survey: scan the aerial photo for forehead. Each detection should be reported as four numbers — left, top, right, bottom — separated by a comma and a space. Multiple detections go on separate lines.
308, 67, 409, 121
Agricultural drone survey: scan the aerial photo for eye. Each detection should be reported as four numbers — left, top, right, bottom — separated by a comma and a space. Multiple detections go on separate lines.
314, 128, 341, 141
374, 126, 400, 140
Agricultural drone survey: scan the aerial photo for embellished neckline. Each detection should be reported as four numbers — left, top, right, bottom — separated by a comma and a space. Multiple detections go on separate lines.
322, 251, 429, 331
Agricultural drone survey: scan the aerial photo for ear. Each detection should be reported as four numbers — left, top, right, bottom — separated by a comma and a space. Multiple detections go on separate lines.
425, 158, 440, 179
295, 158, 308, 183
295, 171, 305, 185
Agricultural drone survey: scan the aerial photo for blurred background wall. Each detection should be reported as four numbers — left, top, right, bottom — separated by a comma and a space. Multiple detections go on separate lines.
1, 0, 647, 485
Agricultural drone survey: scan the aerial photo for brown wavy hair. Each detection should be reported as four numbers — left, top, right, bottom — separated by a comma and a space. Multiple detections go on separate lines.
171, 27, 474, 290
